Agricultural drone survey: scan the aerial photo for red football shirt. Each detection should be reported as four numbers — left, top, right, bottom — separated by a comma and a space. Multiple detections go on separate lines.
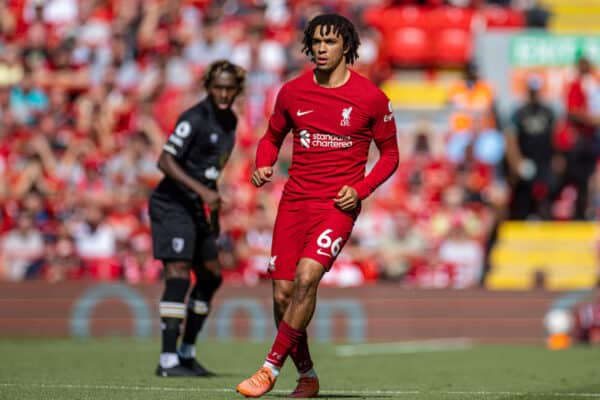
256, 69, 399, 208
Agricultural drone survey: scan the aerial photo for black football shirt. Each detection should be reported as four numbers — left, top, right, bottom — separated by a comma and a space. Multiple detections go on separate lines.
152, 98, 237, 209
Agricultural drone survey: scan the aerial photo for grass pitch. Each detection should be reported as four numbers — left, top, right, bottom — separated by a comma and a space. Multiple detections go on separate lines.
1, 338, 599, 400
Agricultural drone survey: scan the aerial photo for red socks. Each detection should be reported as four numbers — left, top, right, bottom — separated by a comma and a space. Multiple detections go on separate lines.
290, 330, 313, 373
265, 320, 304, 368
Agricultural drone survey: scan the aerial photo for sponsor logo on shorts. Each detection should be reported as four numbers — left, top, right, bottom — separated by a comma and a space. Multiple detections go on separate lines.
172, 237, 185, 253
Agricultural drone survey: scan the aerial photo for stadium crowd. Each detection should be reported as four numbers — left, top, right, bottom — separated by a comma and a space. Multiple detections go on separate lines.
0, 0, 598, 288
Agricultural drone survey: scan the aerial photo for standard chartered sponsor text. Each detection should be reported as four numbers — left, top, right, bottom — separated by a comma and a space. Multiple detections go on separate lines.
311, 133, 353, 148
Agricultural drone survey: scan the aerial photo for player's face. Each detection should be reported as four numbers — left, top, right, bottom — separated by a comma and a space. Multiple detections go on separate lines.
208, 71, 240, 110
311, 25, 347, 71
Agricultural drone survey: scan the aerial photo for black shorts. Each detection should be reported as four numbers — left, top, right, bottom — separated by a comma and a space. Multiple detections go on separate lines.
149, 193, 217, 264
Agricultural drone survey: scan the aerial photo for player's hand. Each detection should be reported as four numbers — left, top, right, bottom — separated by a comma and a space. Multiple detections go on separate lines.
200, 189, 221, 211
251, 167, 273, 187
334, 185, 359, 211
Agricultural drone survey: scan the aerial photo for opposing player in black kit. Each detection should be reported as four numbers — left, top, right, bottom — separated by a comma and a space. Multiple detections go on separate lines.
150, 60, 245, 377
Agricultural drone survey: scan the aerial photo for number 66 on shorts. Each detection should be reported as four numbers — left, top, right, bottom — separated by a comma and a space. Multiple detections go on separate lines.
268, 206, 356, 281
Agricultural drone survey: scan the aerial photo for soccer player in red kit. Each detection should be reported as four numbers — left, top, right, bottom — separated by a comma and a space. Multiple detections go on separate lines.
236, 14, 399, 398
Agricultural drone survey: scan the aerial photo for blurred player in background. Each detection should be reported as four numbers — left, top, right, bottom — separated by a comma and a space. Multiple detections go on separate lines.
149, 60, 245, 377
236, 14, 399, 398
505, 74, 558, 220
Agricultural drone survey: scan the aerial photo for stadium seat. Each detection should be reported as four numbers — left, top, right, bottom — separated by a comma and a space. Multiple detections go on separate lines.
486, 221, 600, 291
427, 6, 476, 31
388, 27, 431, 67
481, 6, 525, 29
431, 28, 472, 66
366, 6, 429, 33
363, 7, 387, 32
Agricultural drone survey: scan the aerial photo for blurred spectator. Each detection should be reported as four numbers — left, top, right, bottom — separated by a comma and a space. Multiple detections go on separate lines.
105, 132, 162, 187
574, 298, 600, 344
516, 0, 552, 28
406, 254, 456, 289
43, 223, 83, 283
505, 74, 559, 220
447, 61, 499, 135
235, 203, 274, 286
377, 211, 427, 281
10, 71, 48, 124
122, 231, 162, 284
184, 14, 233, 71
0, 44, 24, 87
351, 200, 396, 271
71, 204, 119, 280
558, 56, 600, 219
446, 114, 505, 168
320, 254, 367, 287
430, 185, 489, 243
0, 210, 45, 281
437, 218, 484, 288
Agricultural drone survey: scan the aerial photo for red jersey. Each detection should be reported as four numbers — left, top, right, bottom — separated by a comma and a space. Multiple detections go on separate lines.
256, 69, 399, 208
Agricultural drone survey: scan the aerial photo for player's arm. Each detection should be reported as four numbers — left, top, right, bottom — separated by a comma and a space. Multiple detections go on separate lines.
157, 151, 220, 210
504, 113, 524, 179
352, 98, 400, 201
159, 118, 220, 210
252, 86, 292, 187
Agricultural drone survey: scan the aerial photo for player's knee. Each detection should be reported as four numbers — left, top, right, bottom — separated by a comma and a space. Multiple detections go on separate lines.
292, 275, 319, 301
208, 272, 223, 293
273, 289, 292, 310
204, 267, 223, 291
164, 261, 191, 279
190, 268, 223, 301
204, 259, 221, 276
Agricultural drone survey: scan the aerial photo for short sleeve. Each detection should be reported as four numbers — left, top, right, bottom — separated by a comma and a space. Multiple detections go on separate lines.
162, 115, 201, 161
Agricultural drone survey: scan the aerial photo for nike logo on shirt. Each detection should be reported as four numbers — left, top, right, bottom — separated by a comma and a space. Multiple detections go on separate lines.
297, 110, 314, 116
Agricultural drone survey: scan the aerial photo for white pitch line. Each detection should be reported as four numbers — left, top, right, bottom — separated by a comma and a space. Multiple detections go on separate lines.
335, 338, 475, 357
2, 383, 600, 398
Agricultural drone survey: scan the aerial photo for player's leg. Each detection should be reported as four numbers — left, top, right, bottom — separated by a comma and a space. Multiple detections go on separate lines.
149, 196, 198, 377
285, 209, 355, 397
237, 207, 353, 397
157, 260, 196, 377
281, 259, 323, 398
269, 208, 317, 376
237, 208, 302, 397
273, 280, 316, 378
179, 257, 222, 376
237, 262, 325, 398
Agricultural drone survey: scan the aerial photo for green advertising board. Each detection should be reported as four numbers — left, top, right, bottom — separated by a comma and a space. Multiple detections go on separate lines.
510, 33, 600, 66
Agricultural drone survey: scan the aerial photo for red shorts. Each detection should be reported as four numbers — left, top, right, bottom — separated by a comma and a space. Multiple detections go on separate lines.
268, 204, 357, 281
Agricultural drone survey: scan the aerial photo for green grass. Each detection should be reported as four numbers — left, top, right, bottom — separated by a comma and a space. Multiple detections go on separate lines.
1, 338, 599, 399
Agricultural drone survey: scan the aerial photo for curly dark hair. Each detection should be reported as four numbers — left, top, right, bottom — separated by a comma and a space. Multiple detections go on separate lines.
202, 60, 246, 90
302, 14, 361, 65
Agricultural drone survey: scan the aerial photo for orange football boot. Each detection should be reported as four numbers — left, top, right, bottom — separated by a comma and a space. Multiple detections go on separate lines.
289, 376, 319, 398
236, 366, 277, 398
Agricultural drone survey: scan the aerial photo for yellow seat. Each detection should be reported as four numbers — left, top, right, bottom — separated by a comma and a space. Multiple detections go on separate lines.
485, 221, 599, 291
